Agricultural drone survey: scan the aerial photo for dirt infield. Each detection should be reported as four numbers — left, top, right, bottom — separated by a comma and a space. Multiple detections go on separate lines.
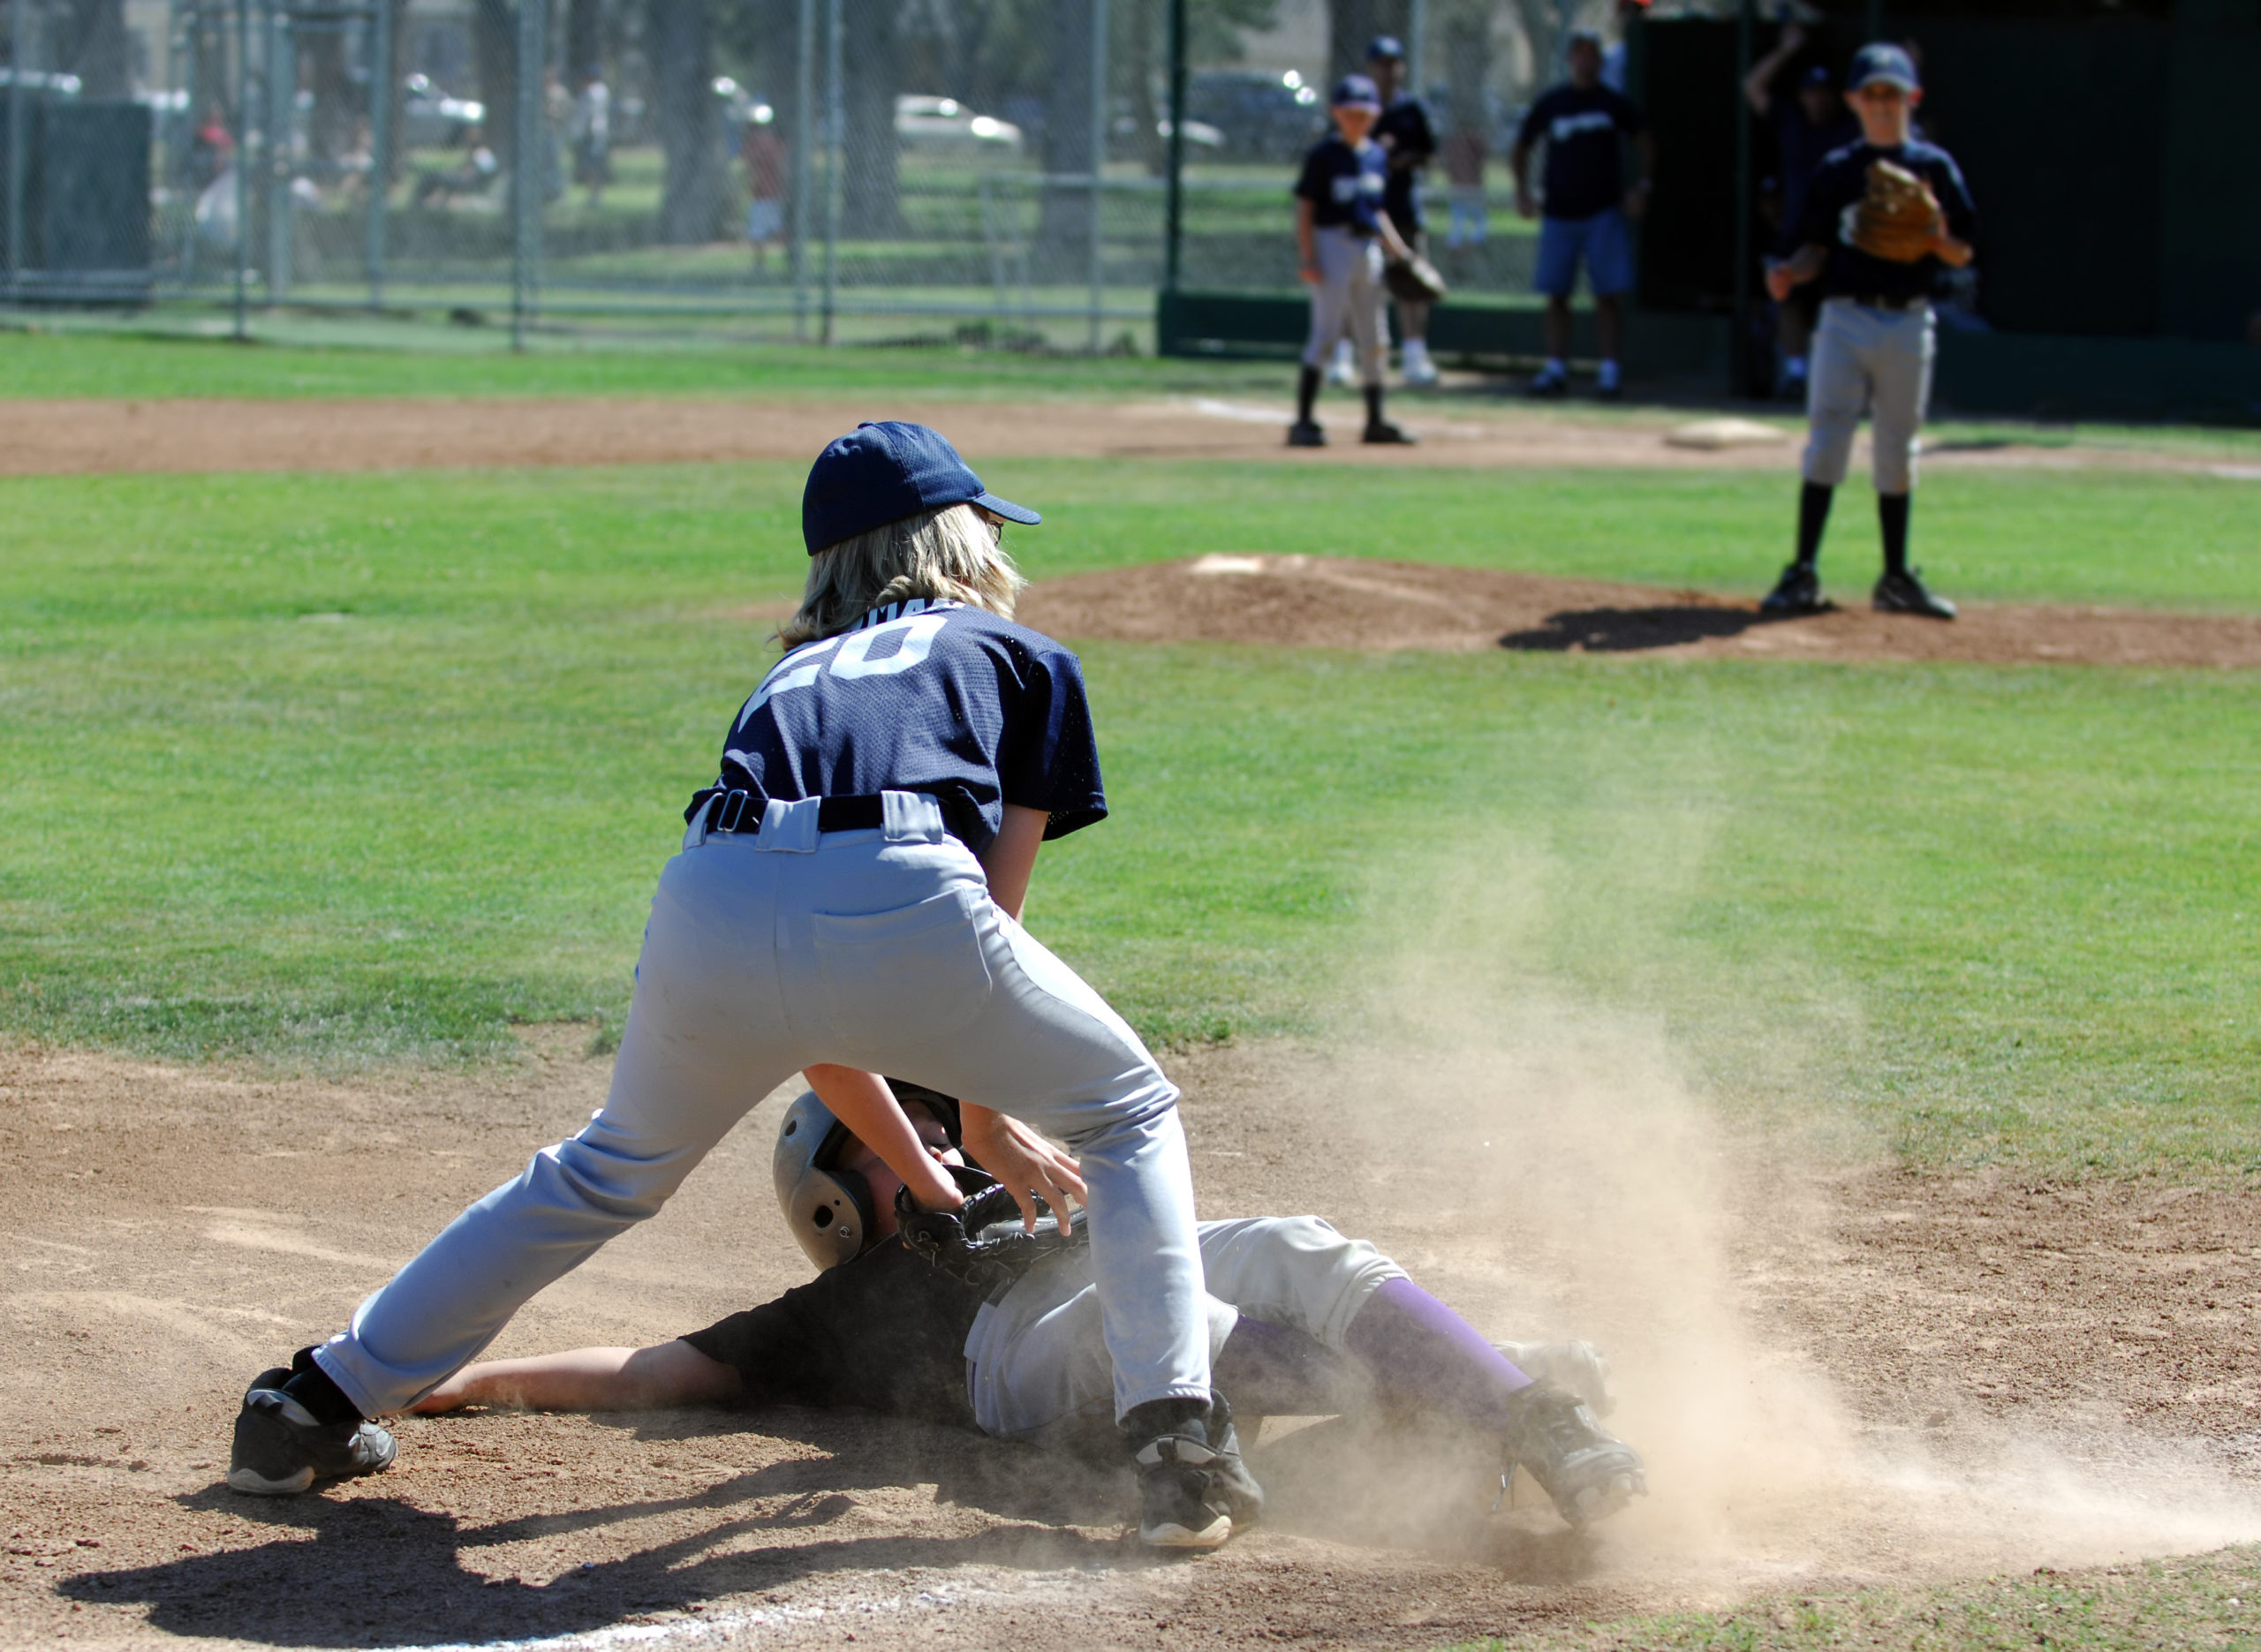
6, 1030, 2261, 1652
2, 394, 2250, 478
1018, 555, 2261, 670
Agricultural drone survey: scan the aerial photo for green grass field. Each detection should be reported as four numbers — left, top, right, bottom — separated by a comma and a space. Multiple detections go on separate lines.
3, 336, 2258, 1648
4, 455, 2255, 1177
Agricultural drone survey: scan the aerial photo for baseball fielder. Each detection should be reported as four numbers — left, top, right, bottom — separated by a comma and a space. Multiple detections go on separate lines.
1289, 73, 1429, 449
227, 422, 1253, 1550
1365, 34, 1442, 388
410, 1085, 1650, 1534
1762, 43, 1976, 620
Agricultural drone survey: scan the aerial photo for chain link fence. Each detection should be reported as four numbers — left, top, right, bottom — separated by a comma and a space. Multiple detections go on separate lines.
1, 0, 1632, 348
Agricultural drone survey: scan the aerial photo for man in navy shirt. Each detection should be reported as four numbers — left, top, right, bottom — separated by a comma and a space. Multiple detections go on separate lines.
1762, 42, 1976, 621
1289, 74, 1419, 448
1365, 35, 1441, 387
1513, 31, 1654, 399
1744, 28, 1859, 398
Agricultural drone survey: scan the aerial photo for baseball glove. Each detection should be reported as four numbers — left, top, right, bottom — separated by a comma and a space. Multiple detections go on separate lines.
1384, 252, 1448, 304
896, 1165, 1086, 1296
1848, 159, 1942, 264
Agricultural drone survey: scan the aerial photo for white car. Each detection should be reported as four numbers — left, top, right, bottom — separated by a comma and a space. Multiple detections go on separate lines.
895, 95, 1023, 155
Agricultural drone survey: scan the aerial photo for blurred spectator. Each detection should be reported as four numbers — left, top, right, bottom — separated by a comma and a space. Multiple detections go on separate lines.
1366, 34, 1441, 387
744, 116, 787, 269
413, 124, 499, 207
1442, 124, 1488, 251
1745, 26, 1858, 398
570, 72, 612, 207
191, 102, 233, 192
1513, 29, 1653, 400
1600, 0, 1651, 94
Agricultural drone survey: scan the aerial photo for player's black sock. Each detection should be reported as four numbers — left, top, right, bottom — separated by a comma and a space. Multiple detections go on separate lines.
1795, 480, 1834, 569
1879, 492, 1911, 576
1296, 366, 1320, 425
1363, 384, 1386, 428
282, 1350, 365, 1425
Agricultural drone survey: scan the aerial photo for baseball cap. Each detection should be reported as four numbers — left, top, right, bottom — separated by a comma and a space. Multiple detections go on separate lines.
1848, 42, 1919, 92
1365, 34, 1405, 62
1801, 63, 1834, 87
801, 421, 1040, 556
1331, 73, 1381, 110
1567, 27, 1604, 49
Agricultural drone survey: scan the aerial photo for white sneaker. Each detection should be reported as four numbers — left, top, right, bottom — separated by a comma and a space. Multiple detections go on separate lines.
1327, 340, 1358, 388
1401, 342, 1441, 387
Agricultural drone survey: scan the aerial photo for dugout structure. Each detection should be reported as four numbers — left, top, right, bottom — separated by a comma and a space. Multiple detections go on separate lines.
1159, 0, 2261, 423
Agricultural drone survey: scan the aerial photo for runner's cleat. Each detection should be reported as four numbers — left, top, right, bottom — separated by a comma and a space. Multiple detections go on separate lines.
227, 1359, 397, 1496
1498, 1379, 1646, 1529
1127, 1394, 1264, 1550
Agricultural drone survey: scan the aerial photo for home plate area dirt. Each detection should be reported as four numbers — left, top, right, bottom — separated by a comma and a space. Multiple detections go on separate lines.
1016, 556, 2261, 670
7, 1033, 2261, 1652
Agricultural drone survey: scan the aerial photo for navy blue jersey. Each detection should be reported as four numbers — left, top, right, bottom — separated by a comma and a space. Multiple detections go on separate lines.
1294, 135, 1387, 235
1795, 138, 1977, 303
712, 600, 1107, 855
1372, 97, 1436, 233
1516, 83, 1645, 223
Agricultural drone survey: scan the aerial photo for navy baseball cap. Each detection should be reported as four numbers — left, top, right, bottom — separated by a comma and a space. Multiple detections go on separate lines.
1849, 42, 1919, 92
1365, 34, 1404, 61
801, 421, 1040, 555
1331, 73, 1381, 110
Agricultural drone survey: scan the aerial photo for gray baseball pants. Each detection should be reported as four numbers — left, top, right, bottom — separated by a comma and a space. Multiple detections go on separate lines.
314, 791, 1211, 1424
1301, 226, 1387, 388
1802, 296, 1935, 495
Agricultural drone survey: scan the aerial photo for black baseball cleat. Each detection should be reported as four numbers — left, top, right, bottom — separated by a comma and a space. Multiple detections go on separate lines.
1759, 561, 1827, 615
1498, 1379, 1646, 1529
1361, 419, 1417, 445
1527, 370, 1569, 400
1286, 419, 1327, 448
1872, 567, 1957, 619
1591, 381, 1623, 402
1125, 1393, 1264, 1550
228, 1357, 397, 1496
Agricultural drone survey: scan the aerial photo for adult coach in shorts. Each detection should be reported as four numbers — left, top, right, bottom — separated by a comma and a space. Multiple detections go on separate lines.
1365, 34, 1441, 388
225, 421, 1256, 1550
1761, 43, 1975, 620
1289, 74, 1418, 449
1513, 30, 1653, 400
412, 1084, 1648, 1535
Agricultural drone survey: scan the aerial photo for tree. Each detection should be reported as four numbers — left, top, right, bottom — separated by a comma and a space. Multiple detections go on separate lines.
56, 0, 130, 99
648, 0, 729, 241
473, 0, 520, 167
840, 0, 901, 238
1327, 0, 1410, 87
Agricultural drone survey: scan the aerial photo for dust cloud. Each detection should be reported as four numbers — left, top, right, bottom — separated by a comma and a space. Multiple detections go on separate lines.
1302, 831, 2261, 1600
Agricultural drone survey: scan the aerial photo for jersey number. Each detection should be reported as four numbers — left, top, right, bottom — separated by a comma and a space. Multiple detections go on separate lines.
735, 610, 949, 733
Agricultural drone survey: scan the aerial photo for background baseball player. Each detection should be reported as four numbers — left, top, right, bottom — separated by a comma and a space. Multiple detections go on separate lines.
1744, 28, 1858, 399
1512, 29, 1654, 400
409, 1084, 1649, 1535
1365, 34, 1441, 388
1289, 74, 1426, 449
1762, 42, 1976, 621
226, 422, 1252, 1550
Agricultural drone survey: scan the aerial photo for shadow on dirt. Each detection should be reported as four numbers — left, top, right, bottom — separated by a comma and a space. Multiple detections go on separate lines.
64, 1410, 1599, 1644
1500, 603, 1788, 653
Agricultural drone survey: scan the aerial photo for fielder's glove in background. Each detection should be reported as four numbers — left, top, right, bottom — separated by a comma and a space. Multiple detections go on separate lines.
1849, 158, 1943, 264
896, 1165, 1085, 1295
1384, 253, 1449, 304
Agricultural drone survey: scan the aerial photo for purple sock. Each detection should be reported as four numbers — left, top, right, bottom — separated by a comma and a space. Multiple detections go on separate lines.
1342, 1276, 1532, 1429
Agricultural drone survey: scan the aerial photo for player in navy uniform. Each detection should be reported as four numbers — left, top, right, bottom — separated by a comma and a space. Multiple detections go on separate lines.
1365, 35, 1441, 388
228, 422, 1261, 1550
1289, 74, 1418, 449
409, 1084, 1649, 1533
1512, 29, 1653, 400
1761, 43, 1975, 620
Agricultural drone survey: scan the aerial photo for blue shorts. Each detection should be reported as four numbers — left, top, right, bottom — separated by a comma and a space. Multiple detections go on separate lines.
1534, 208, 1634, 299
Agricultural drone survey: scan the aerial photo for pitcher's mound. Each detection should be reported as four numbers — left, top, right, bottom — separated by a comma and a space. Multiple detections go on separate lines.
1017, 555, 2261, 669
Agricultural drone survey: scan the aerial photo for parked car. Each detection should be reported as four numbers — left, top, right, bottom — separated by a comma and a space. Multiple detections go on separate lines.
896, 94, 1024, 155
1110, 111, 1225, 161
401, 74, 483, 149
0, 69, 84, 95
1183, 69, 1324, 162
